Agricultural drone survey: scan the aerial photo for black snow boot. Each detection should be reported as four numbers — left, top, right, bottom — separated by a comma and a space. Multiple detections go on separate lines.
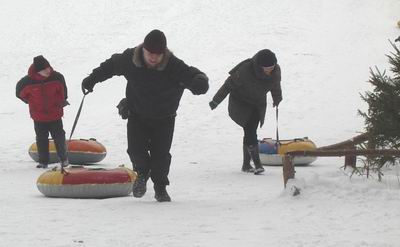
154, 184, 171, 202
247, 144, 265, 175
60, 159, 69, 168
132, 172, 148, 198
241, 144, 255, 173
36, 163, 48, 168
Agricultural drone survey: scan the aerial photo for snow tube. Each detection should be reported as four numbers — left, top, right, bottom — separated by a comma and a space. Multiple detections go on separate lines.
37, 166, 136, 198
259, 137, 317, 166
29, 138, 106, 165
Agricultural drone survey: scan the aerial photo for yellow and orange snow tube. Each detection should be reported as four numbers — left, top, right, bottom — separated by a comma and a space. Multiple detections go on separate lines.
29, 138, 107, 165
37, 166, 136, 198
259, 137, 317, 166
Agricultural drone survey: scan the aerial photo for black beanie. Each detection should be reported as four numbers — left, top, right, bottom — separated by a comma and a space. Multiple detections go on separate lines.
33, 55, 50, 72
256, 49, 277, 67
143, 29, 167, 54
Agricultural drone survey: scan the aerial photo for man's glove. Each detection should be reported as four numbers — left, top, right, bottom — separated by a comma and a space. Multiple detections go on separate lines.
209, 100, 218, 110
81, 76, 96, 95
116, 98, 129, 120
273, 100, 281, 107
180, 73, 209, 95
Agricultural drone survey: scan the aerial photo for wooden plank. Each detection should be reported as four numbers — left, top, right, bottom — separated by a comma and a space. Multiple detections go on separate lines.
317, 133, 369, 150
287, 149, 400, 157
282, 155, 295, 188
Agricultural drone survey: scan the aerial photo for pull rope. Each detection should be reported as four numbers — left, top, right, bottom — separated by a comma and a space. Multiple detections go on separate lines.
275, 107, 280, 150
62, 94, 86, 174
69, 94, 86, 140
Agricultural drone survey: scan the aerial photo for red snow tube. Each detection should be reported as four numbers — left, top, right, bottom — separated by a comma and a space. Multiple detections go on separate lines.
37, 166, 136, 198
28, 138, 107, 164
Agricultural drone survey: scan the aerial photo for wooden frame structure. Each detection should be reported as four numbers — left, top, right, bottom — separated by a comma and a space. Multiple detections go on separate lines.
282, 133, 400, 192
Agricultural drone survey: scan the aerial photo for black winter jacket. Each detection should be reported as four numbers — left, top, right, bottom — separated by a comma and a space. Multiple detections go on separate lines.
212, 51, 282, 127
87, 45, 209, 118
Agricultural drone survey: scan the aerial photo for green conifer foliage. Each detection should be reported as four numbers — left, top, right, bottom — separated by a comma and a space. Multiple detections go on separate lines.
359, 42, 400, 152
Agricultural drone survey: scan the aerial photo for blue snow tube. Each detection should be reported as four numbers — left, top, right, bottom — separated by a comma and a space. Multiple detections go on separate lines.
258, 140, 277, 154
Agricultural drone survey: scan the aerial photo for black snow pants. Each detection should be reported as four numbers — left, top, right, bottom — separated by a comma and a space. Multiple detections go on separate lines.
34, 119, 67, 164
242, 108, 260, 146
127, 114, 175, 186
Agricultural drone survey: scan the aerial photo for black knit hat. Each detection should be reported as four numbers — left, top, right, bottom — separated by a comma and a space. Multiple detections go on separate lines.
33, 55, 50, 72
143, 29, 167, 54
256, 49, 277, 67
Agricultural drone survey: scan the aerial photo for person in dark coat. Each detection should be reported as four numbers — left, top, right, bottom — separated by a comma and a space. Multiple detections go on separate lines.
209, 49, 282, 174
81, 29, 209, 202
16, 55, 69, 168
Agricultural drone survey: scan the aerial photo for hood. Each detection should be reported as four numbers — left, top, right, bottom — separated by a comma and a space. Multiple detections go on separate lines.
28, 64, 54, 81
251, 52, 278, 80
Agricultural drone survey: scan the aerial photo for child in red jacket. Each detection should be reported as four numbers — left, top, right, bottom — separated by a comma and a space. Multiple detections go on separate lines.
16, 55, 69, 168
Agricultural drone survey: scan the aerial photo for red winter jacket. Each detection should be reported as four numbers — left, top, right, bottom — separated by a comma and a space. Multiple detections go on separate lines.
16, 65, 68, 122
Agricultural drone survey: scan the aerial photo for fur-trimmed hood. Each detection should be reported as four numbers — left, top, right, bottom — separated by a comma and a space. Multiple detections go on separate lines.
132, 44, 173, 71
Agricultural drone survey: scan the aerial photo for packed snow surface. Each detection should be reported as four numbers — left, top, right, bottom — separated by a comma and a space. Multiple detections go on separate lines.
1, 0, 400, 246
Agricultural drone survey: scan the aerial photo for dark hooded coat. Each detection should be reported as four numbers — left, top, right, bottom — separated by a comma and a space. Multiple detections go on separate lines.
212, 51, 282, 127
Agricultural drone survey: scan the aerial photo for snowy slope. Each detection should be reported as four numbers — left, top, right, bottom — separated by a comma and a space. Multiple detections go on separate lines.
1, 0, 400, 246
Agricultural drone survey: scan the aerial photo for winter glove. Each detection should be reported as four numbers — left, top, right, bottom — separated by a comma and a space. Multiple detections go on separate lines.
395, 36, 400, 42
181, 73, 209, 95
273, 99, 281, 107
81, 76, 96, 95
209, 100, 218, 110
116, 98, 129, 120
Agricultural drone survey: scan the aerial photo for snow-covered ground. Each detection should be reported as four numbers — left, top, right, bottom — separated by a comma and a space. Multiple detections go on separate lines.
1, 0, 400, 246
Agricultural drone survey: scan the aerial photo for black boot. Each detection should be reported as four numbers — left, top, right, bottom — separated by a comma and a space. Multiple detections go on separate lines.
36, 163, 48, 168
247, 144, 265, 175
60, 159, 69, 167
132, 172, 148, 198
154, 184, 171, 202
241, 144, 255, 172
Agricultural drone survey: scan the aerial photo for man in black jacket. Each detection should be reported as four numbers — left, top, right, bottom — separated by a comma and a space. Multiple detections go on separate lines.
81, 30, 209, 202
